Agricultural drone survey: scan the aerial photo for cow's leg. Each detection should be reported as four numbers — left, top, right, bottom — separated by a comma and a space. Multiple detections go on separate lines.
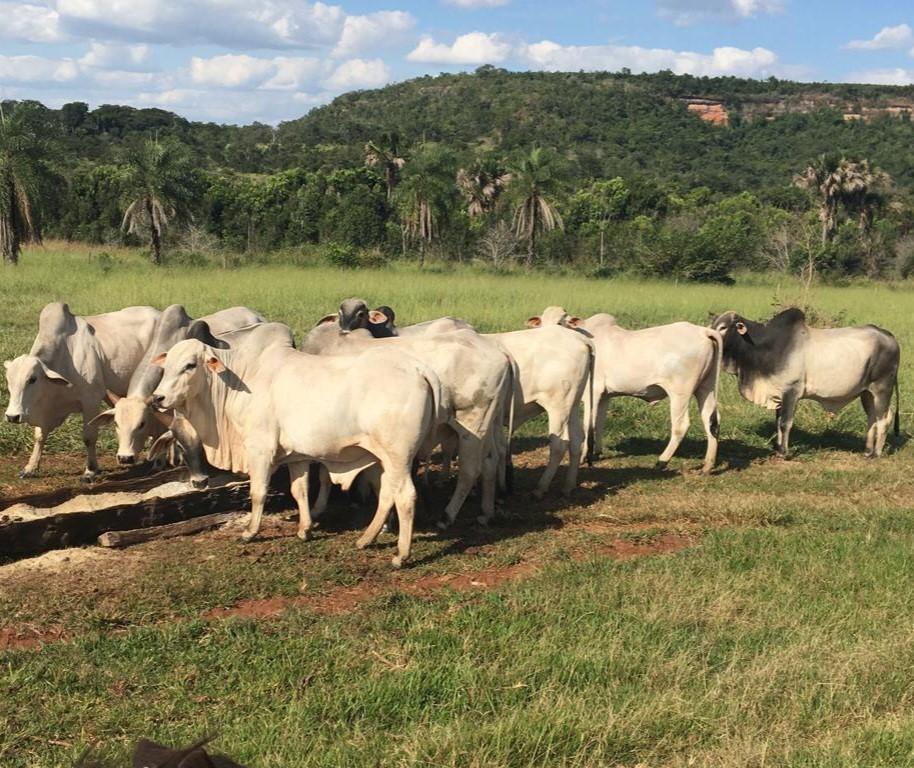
776, 394, 798, 456
356, 469, 394, 550
656, 393, 690, 470
534, 405, 569, 499
390, 471, 417, 568
561, 406, 584, 497
591, 393, 610, 459
695, 382, 720, 474
861, 390, 878, 457
81, 408, 102, 481
289, 461, 314, 540
20, 426, 47, 478
439, 432, 483, 528
477, 438, 499, 524
241, 453, 273, 542
312, 464, 332, 520
870, 385, 895, 458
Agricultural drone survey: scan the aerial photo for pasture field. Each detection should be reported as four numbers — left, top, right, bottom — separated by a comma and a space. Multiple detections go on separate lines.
3, 244, 914, 767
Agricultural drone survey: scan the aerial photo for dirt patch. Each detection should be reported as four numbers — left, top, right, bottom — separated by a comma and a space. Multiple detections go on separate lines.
0, 623, 69, 651
202, 535, 692, 623
0, 545, 120, 579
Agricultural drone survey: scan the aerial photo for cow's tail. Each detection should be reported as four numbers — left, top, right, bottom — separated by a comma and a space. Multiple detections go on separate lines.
895, 376, 901, 437
584, 338, 597, 466
705, 328, 724, 440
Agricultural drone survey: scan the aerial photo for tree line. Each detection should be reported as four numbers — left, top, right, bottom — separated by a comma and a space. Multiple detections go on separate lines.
3, 67, 914, 282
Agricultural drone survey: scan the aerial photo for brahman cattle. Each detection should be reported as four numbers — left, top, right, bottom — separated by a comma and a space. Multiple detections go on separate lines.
88, 304, 263, 483
486, 325, 594, 498
152, 322, 445, 567
531, 306, 723, 473
4, 302, 161, 479
302, 321, 513, 526
711, 308, 900, 457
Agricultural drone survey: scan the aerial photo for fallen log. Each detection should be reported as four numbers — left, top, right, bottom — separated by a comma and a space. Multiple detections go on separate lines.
0, 467, 292, 561
98, 511, 242, 548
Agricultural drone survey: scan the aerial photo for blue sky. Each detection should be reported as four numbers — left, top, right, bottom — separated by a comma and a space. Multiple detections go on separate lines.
2, 0, 914, 124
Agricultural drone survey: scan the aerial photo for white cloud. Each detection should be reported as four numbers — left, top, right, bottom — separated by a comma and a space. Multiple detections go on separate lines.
657, 0, 782, 25
0, 54, 79, 83
190, 54, 276, 89
325, 58, 391, 89
332, 11, 415, 57
79, 41, 150, 71
520, 40, 779, 78
54, 0, 346, 49
444, 0, 511, 7
407, 32, 512, 64
0, 2, 66, 42
848, 67, 914, 85
846, 24, 914, 51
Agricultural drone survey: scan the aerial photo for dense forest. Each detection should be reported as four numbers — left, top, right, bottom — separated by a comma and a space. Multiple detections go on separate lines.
4, 67, 914, 282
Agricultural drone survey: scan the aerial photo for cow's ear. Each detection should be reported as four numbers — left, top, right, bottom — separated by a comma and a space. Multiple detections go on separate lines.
151, 352, 167, 367
526, 316, 542, 328
42, 366, 70, 387
316, 314, 337, 326
368, 309, 388, 325
87, 408, 115, 428
736, 322, 748, 336
188, 319, 229, 350
206, 356, 225, 373
566, 316, 583, 328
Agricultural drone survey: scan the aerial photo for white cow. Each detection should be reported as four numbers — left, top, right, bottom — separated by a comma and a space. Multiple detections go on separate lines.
531, 306, 722, 473
4, 302, 161, 479
152, 323, 445, 567
485, 325, 594, 498
88, 304, 264, 482
302, 321, 513, 526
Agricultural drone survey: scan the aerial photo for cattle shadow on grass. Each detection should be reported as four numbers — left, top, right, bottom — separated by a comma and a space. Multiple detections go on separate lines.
748, 420, 910, 456
607, 435, 770, 473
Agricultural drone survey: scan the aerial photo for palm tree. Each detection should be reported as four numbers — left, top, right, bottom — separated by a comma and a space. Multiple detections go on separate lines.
394, 143, 456, 265
794, 154, 844, 245
364, 132, 406, 201
0, 102, 54, 265
456, 158, 511, 218
121, 138, 194, 265
509, 147, 564, 269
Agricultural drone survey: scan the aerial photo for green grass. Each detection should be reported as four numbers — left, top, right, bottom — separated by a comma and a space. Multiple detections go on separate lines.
4, 243, 914, 767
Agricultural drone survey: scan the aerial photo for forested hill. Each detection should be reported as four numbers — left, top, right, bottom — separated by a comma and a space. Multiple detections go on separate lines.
13, 68, 914, 194
279, 67, 914, 192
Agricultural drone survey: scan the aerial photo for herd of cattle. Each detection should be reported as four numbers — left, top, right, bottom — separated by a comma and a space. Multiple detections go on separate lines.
3, 299, 901, 566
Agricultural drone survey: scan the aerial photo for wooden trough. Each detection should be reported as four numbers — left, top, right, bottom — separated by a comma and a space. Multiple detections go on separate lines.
0, 465, 291, 560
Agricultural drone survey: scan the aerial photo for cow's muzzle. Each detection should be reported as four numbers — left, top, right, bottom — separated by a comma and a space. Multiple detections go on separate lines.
117, 454, 136, 466
5, 413, 22, 424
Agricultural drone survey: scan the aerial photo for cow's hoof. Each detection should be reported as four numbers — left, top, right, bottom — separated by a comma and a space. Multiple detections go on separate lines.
18, 469, 35, 479
191, 477, 209, 490
476, 515, 491, 527
654, 461, 669, 472
355, 535, 371, 550
80, 472, 98, 484
240, 530, 257, 543
436, 516, 452, 532
532, 488, 546, 500
297, 529, 312, 542
390, 556, 405, 569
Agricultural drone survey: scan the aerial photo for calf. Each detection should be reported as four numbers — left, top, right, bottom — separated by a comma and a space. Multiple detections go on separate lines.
711, 308, 900, 457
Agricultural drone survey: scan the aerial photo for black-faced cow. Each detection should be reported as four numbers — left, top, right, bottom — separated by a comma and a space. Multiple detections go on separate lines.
711, 308, 900, 457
